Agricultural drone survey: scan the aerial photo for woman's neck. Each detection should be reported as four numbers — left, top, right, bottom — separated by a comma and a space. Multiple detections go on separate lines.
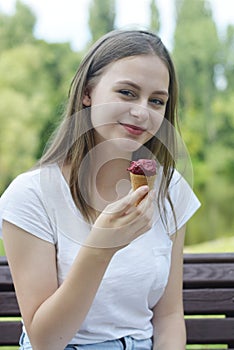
61, 155, 132, 215
93, 158, 131, 202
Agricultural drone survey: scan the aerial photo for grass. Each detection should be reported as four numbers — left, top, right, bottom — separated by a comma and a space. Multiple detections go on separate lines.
186, 346, 227, 349
0, 239, 5, 256
184, 236, 234, 253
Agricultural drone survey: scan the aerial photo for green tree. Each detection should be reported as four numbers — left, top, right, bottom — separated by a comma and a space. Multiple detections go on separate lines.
35, 41, 82, 158
173, 0, 220, 166
223, 24, 234, 94
0, 44, 50, 192
174, 0, 219, 109
149, 0, 160, 33
0, 0, 36, 50
172, 0, 231, 244
0, 89, 40, 192
88, 0, 116, 43
0, 2, 81, 193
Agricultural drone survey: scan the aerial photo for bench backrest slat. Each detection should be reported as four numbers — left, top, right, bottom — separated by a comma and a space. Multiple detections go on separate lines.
0, 265, 15, 291
186, 318, 234, 344
183, 288, 234, 315
0, 321, 22, 346
183, 263, 234, 288
0, 291, 20, 316
183, 253, 234, 263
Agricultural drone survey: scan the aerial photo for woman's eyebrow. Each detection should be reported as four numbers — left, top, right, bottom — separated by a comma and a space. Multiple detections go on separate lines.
115, 80, 169, 97
115, 80, 141, 90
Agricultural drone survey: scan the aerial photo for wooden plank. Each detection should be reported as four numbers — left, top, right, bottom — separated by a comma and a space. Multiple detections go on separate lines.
183, 263, 234, 288
0, 291, 20, 316
185, 318, 234, 344
183, 288, 234, 315
0, 256, 8, 265
0, 321, 22, 345
3, 252, 233, 264
184, 253, 234, 264
0, 266, 14, 291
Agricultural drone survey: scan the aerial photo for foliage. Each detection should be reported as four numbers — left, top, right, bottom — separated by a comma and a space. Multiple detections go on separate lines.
149, 0, 160, 33
0, 4, 81, 192
33, 41, 82, 158
224, 24, 234, 92
173, 0, 234, 244
0, 0, 36, 50
88, 0, 116, 43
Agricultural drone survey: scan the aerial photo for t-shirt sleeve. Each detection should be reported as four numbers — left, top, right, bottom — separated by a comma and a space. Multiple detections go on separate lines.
166, 170, 201, 235
0, 172, 56, 244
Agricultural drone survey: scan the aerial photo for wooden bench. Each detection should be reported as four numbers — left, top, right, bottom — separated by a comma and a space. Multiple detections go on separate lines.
1, 253, 234, 349
184, 253, 234, 349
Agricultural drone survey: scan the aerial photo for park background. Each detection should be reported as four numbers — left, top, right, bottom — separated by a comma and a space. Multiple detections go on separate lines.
0, 0, 234, 255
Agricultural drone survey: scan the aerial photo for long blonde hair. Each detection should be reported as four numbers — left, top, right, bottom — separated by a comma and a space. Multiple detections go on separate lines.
40, 29, 179, 225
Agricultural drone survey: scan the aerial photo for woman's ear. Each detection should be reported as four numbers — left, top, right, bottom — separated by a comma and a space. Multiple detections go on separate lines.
83, 90, 91, 107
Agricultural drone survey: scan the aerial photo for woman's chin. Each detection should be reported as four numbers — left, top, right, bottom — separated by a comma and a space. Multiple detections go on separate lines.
112, 138, 142, 153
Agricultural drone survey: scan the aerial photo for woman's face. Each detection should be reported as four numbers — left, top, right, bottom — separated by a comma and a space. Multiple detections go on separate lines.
83, 54, 169, 154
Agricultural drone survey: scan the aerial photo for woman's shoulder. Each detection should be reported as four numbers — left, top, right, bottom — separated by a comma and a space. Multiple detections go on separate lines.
0, 164, 59, 243
12, 167, 41, 185
1, 164, 59, 199
1, 167, 41, 201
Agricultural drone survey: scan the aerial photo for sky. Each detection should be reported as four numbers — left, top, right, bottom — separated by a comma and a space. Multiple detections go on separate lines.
0, 0, 234, 51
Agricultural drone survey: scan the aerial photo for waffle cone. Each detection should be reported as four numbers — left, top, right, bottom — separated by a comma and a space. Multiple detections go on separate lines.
130, 173, 156, 205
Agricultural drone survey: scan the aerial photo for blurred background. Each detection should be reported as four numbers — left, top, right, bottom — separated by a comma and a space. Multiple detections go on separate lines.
0, 0, 233, 254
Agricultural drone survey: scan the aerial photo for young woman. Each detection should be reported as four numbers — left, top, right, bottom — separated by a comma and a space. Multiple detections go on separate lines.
0, 29, 200, 350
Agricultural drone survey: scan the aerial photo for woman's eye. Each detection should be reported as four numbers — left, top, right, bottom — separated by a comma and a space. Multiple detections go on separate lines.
150, 98, 165, 106
119, 89, 134, 97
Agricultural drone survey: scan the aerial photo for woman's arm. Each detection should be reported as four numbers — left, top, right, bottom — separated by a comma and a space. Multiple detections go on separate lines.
152, 225, 186, 350
3, 186, 154, 350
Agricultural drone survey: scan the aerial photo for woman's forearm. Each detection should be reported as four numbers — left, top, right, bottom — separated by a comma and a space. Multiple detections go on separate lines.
28, 246, 115, 350
153, 313, 186, 350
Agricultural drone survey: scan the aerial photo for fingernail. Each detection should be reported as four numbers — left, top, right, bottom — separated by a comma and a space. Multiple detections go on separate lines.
141, 185, 149, 192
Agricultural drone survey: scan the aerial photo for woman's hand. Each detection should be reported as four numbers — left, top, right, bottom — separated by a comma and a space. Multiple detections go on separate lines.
85, 185, 155, 250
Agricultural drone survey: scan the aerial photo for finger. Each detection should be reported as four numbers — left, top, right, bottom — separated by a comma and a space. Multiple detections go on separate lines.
127, 214, 154, 240
104, 185, 149, 217
123, 188, 155, 217
121, 203, 153, 229
139, 189, 156, 207
129, 185, 150, 204
133, 187, 156, 207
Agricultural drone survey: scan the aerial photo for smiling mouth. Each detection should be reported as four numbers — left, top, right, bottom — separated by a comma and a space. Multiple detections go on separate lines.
119, 122, 146, 135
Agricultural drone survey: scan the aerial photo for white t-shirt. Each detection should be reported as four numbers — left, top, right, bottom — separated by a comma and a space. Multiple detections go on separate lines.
0, 164, 200, 344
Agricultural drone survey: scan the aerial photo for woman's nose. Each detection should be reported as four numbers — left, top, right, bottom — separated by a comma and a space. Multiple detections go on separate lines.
129, 103, 150, 121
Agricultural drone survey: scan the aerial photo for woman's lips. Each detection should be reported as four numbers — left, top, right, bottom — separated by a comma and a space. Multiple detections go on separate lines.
120, 123, 146, 136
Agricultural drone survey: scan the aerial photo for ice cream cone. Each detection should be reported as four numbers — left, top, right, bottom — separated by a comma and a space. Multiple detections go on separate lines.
130, 173, 156, 205
127, 159, 157, 206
